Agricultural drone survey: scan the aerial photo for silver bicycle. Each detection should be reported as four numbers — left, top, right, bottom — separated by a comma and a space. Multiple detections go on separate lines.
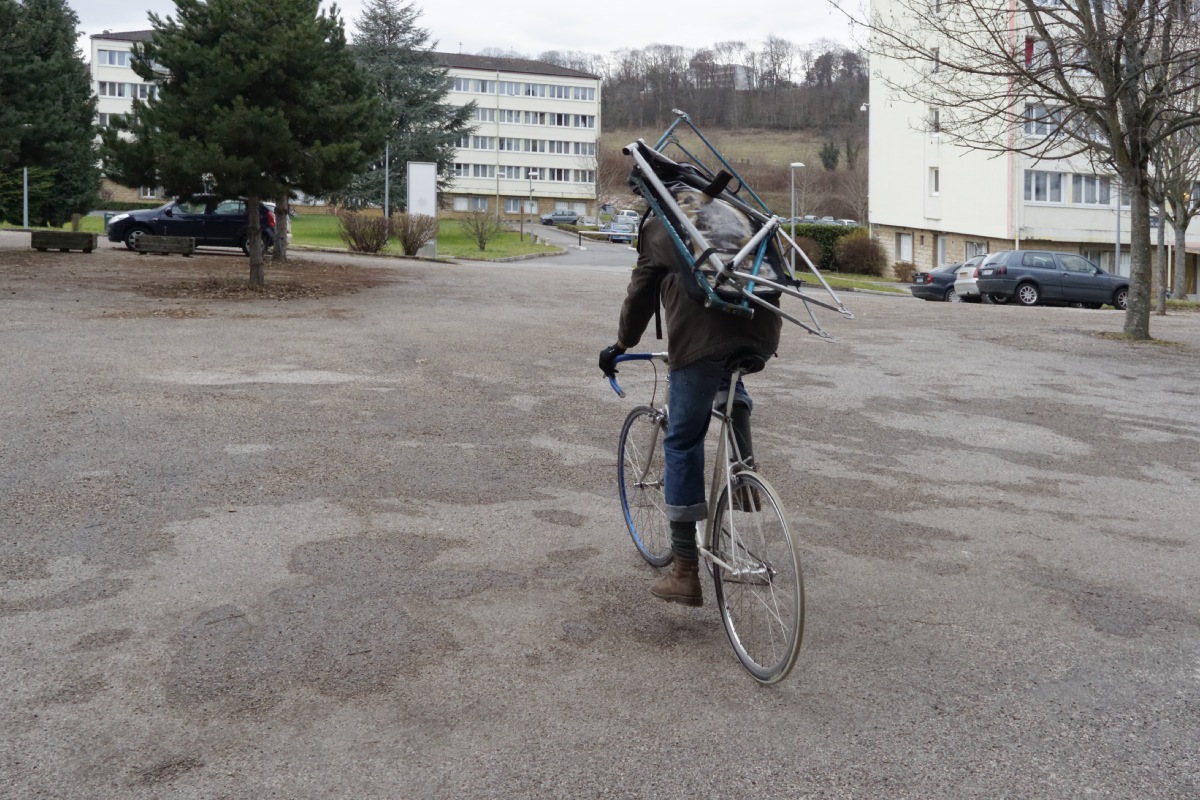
609, 352, 804, 684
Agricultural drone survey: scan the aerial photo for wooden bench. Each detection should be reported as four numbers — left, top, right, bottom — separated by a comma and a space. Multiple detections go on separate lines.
135, 235, 196, 256
30, 231, 98, 253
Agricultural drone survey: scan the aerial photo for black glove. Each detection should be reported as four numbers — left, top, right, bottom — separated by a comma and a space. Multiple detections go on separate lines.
598, 343, 626, 378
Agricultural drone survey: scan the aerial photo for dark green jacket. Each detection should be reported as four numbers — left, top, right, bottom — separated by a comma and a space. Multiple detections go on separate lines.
617, 217, 782, 371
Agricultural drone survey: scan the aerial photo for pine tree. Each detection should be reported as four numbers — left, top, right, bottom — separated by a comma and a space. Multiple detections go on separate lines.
341, 0, 475, 214
0, 0, 98, 226
101, 0, 385, 284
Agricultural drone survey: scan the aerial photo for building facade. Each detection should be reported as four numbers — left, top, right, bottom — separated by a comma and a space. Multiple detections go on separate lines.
435, 53, 601, 219
866, 1, 1198, 296
89, 35, 603, 218
90, 30, 161, 203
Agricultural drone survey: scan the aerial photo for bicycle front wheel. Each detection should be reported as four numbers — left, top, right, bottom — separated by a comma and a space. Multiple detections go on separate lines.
711, 471, 804, 684
617, 405, 673, 567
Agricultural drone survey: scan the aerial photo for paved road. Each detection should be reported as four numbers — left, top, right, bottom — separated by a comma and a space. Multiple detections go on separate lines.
2, 232, 1198, 798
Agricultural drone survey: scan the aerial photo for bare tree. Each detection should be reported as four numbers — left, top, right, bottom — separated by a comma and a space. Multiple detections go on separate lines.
852, 0, 1200, 339
1151, 115, 1200, 302
457, 210, 503, 251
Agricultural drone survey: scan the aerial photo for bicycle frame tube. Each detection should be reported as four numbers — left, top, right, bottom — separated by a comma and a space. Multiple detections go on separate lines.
697, 369, 747, 559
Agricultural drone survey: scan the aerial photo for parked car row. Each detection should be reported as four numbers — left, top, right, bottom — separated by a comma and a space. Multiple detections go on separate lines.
912, 250, 1129, 310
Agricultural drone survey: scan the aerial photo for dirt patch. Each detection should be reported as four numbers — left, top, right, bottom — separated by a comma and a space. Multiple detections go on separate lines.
0, 246, 395, 301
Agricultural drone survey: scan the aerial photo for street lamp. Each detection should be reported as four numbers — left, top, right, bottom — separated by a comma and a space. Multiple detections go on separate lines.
789, 161, 805, 273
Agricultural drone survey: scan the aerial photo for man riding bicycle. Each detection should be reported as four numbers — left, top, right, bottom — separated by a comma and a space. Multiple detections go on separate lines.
599, 213, 781, 607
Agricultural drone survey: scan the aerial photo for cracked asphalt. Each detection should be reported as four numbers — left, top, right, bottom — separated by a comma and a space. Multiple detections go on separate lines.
2, 231, 1198, 798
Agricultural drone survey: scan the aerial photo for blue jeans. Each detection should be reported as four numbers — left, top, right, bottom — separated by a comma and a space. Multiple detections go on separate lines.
663, 357, 752, 524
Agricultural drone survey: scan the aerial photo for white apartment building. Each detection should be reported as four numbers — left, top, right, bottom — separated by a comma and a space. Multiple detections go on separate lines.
866, 1, 1198, 296
90, 30, 161, 202
89, 36, 602, 216
435, 53, 601, 219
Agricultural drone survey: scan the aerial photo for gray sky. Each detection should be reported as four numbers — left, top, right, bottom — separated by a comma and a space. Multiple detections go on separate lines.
72, 0, 855, 64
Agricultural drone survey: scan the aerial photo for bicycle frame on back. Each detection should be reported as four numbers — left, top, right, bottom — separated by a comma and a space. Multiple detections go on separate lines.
624, 110, 854, 341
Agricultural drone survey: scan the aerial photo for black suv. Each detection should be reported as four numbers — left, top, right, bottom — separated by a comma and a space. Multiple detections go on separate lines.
975, 250, 1129, 309
105, 196, 276, 254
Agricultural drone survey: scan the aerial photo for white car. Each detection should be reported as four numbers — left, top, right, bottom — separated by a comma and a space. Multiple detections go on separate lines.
952, 254, 987, 302
614, 209, 640, 225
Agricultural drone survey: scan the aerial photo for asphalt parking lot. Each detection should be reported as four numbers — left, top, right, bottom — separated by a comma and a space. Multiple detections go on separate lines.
2, 233, 1198, 798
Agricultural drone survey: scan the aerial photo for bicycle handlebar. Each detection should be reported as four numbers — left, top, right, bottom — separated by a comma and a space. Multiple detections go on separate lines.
607, 352, 667, 398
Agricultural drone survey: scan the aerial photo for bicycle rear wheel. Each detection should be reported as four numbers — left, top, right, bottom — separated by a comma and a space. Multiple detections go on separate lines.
711, 471, 803, 683
617, 405, 673, 567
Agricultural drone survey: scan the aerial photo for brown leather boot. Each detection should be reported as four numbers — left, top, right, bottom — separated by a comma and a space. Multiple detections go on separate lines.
650, 555, 702, 607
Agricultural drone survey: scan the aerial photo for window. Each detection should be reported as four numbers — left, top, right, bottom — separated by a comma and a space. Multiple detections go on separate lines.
139, 186, 159, 199
547, 84, 570, 99
547, 140, 571, 154
548, 113, 570, 127
98, 81, 126, 97
573, 141, 596, 156
499, 81, 522, 96
97, 112, 123, 127
213, 200, 246, 216
505, 198, 522, 213
473, 107, 495, 122
929, 167, 940, 196
135, 83, 156, 100
1024, 170, 1063, 202
573, 87, 595, 101
525, 139, 545, 153
500, 109, 521, 123
527, 167, 544, 181
1058, 254, 1097, 273
1025, 37, 1049, 69
547, 168, 570, 182
454, 135, 470, 149
498, 138, 522, 151
451, 163, 470, 177
1072, 174, 1111, 205
452, 78, 494, 93
931, 47, 940, 73
453, 196, 488, 211
574, 169, 595, 183
573, 114, 596, 129
97, 49, 130, 67
524, 83, 546, 97
929, 107, 940, 133
472, 164, 495, 178
498, 165, 524, 179
1020, 252, 1056, 270
965, 241, 987, 258
524, 111, 545, 125
897, 232, 914, 262
471, 136, 494, 150
1024, 103, 1057, 136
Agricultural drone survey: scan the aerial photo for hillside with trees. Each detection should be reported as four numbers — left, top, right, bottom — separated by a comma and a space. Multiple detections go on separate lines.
495, 37, 869, 218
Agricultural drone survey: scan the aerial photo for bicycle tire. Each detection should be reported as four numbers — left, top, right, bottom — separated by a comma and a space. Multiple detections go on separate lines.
711, 470, 804, 683
617, 405, 673, 567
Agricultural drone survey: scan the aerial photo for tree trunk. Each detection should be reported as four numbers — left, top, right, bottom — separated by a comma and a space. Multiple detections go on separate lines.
272, 194, 289, 263
1122, 183, 1152, 339
1155, 207, 1166, 315
1173, 205, 1189, 300
247, 195, 265, 286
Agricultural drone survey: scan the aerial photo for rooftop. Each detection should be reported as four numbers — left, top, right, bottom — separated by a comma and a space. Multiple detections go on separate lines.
433, 52, 598, 80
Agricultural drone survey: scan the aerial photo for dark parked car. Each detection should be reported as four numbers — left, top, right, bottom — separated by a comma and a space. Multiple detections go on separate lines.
911, 257, 982, 302
540, 209, 579, 226
975, 250, 1129, 309
105, 196, 276, 254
